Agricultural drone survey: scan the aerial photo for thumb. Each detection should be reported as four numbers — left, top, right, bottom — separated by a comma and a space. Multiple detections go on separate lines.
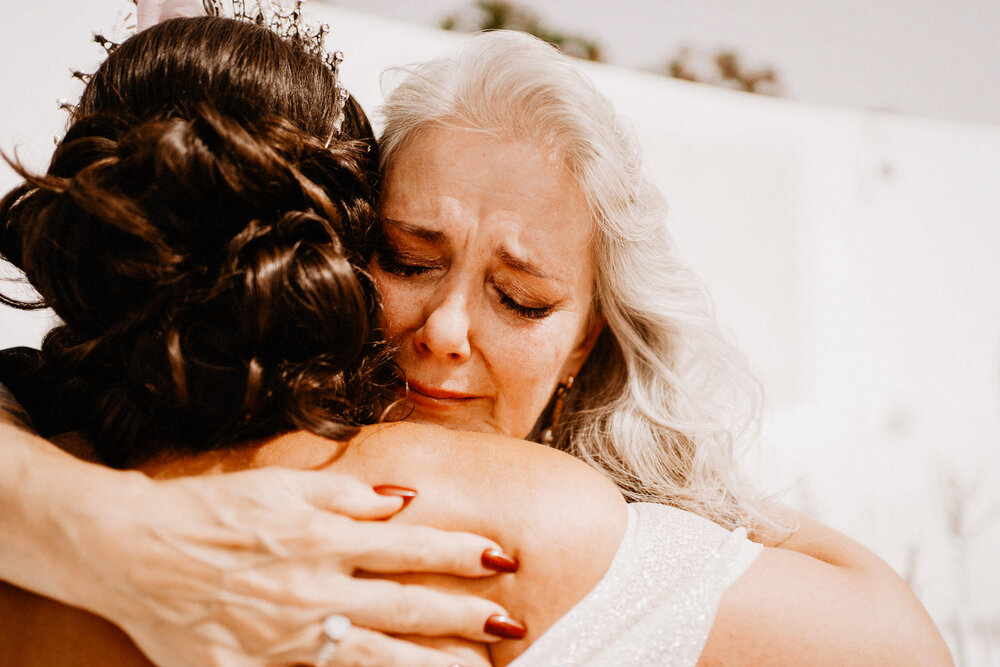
294, 469, 415, 520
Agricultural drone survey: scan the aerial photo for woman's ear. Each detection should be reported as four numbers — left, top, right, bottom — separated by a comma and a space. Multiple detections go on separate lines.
563, 313, 606, 378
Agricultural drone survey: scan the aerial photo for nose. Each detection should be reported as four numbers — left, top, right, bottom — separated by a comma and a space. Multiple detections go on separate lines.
412, 285, 472, 361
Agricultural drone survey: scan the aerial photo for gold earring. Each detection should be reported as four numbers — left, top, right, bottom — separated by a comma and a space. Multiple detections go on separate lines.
541, 375, 574, 445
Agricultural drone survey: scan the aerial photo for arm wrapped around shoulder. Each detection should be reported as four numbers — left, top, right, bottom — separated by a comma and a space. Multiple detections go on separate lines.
0, 99, 393, 467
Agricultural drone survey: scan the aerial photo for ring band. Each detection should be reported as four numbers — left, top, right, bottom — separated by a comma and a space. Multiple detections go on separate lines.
317, 614, 351, 666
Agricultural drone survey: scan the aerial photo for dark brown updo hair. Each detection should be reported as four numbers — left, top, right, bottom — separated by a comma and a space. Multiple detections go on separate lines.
0, 17, 393, 467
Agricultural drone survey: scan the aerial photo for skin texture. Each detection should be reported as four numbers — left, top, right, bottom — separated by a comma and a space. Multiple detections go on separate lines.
372, 125, 604, 439
0, 423, 629, 667
0, 423, 953, 666
0, 391, 513, 667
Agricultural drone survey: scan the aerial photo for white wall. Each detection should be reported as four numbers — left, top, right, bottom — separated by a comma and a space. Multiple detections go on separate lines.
2, 2, 998, 662
329, 0, 1000, 127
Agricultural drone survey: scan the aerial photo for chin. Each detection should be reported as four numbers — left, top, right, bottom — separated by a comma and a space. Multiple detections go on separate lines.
402, 409, 510, 437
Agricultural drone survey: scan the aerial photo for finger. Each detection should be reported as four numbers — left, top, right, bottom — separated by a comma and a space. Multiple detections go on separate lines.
220, 567, 514, 642
336, 578, 520, 642
273, 468, 409, 520
276, 622, 480, 667
343, 521, 514, 578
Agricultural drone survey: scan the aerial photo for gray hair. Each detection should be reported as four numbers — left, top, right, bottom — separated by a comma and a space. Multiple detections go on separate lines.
379, 31, 777, 532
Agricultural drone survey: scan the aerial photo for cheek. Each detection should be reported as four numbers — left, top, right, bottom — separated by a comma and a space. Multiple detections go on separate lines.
372, 272, 420, 336
487, 320, 581, 420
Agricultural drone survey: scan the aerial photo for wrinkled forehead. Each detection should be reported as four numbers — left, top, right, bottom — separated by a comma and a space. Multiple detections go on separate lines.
383, 120, 592, 213
382, 124, 589, 219
379, 124, 600, 283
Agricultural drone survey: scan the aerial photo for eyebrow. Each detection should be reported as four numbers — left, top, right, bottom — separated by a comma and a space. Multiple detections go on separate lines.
382, 218, 446, 243
383, 218, 563, 283
495, 248, 560, 282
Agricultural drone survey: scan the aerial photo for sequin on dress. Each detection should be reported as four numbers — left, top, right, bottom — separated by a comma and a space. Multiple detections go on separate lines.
511, 502, 762, 666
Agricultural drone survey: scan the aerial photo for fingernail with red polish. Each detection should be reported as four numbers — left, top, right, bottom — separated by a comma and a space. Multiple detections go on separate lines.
481, 548, 519, 573
484, 614, 527, 640
372, 485, 417, 509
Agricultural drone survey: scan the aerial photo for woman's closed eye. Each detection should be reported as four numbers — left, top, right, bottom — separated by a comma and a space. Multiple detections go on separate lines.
375, 244, 442, 277
492, 282, 555, 320
497, 291, 553, 320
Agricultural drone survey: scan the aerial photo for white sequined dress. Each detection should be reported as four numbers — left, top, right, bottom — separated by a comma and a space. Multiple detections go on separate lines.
510, 502, 762, 666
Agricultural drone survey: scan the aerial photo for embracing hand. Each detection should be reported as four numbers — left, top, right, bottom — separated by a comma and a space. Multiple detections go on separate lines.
52, 466, 516, 666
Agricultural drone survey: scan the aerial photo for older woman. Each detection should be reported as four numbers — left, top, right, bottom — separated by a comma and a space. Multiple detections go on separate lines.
0, 9, 950, 667
369, 30, 950, 658
374, 31, 761, 531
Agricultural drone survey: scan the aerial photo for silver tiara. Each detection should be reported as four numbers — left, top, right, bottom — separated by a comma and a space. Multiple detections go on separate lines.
201, 1, 349, 133
83, 0, 349, 135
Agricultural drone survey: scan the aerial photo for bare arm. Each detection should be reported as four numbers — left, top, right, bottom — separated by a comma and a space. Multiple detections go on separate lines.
704, 521, 953, 665
756, 502, 892, 570
0, 383, 152, 663
753, 503, 952, 643
0, 383, 133, 612
0, 386, 516, 666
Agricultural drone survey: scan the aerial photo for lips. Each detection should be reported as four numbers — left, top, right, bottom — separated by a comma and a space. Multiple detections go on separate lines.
404, 379, 479, 407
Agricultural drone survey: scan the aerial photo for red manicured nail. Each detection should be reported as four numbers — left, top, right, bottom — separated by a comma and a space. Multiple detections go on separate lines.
372, 485, 417, 509
481, 548, 519, 573
484, 614, 527, 640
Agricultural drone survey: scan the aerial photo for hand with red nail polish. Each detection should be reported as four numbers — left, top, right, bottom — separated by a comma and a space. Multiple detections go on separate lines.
14, 465, 518, 667
481, 548, 519, 573
484, 614, 528, 640
373, 484, 418, 509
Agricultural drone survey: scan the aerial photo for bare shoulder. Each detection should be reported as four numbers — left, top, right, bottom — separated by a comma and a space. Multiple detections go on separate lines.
699, 547, 954, 666
237, 424, 628, 663
333, 423, 629, 661
257, 422, 628, 586
340, 422, 627, 541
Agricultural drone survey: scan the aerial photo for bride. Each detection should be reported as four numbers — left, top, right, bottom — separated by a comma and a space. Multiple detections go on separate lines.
0, 3, 951, 666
